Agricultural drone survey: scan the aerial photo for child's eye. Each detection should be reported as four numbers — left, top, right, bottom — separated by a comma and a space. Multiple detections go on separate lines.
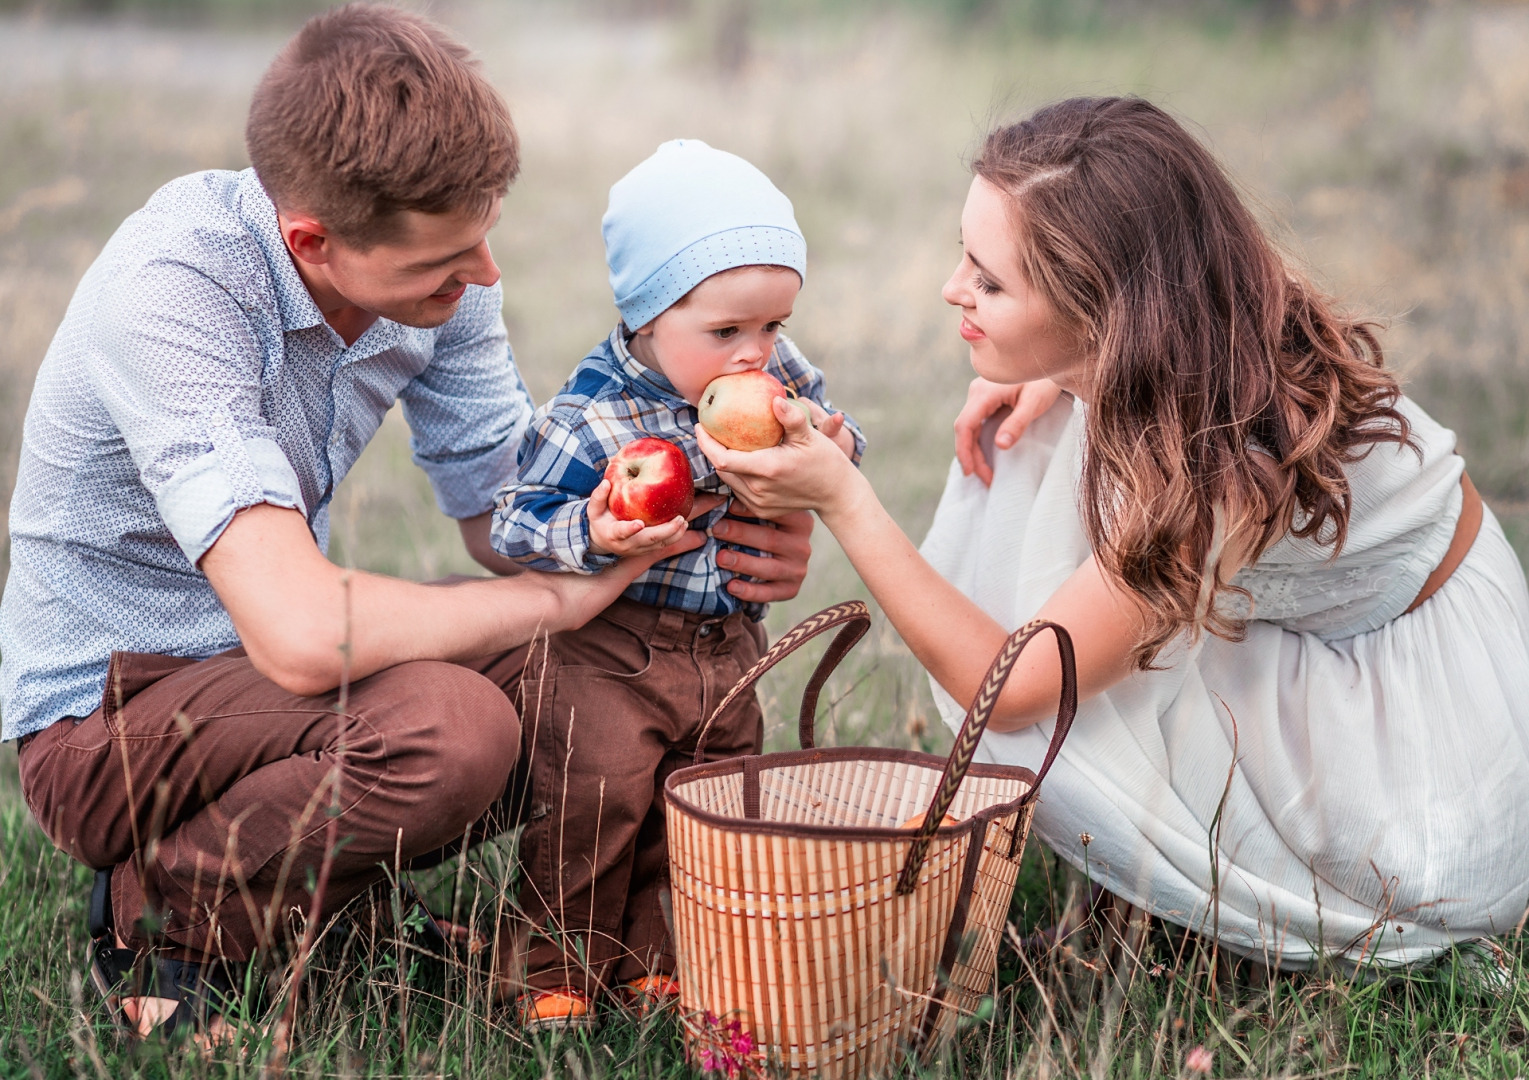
714, 327, 739, 340
763, 320, 784, 333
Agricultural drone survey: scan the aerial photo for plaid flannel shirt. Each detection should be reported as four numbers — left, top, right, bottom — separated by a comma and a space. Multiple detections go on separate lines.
491, 327, 864, 618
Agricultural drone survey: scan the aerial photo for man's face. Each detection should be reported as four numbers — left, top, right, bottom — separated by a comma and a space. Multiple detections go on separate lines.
305, 201, 503, 330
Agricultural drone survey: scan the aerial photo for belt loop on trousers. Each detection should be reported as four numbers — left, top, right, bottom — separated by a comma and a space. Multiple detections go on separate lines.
650, 607, 689, 651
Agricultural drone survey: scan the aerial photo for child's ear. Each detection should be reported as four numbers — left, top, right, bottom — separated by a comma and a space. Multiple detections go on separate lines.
631, 320, 656, 337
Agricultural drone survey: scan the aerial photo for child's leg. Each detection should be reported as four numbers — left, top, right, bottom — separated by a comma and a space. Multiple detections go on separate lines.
515, 608, 671, 996
614, 612, 767, 987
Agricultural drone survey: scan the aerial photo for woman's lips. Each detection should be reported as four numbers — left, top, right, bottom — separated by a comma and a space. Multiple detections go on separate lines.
958, 318, 985, 342
430, 283, 467, 304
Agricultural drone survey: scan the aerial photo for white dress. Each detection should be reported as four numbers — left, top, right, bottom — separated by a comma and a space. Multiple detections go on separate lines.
919, 394, 1529, 968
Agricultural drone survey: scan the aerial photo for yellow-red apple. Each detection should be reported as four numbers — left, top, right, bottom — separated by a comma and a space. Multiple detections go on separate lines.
697, 370, 792, 451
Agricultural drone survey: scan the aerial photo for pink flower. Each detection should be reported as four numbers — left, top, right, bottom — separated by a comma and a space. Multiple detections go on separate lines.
1185, 1045, 1214, 1074
693, 1011, 757, 1079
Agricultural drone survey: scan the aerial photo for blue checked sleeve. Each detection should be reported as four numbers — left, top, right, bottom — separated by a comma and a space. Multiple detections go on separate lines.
490, 408, 619, 574
770, 335, 866, 466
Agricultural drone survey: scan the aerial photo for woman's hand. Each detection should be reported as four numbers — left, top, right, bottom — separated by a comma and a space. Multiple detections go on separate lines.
696, 395, 870, 524
953, 377, 1063, 487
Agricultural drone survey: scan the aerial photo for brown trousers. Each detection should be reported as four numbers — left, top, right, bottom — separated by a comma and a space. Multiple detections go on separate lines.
18, 646, 530, 964
516, 598, 764, 993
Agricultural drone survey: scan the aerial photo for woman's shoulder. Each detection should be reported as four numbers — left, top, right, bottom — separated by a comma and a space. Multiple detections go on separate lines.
1231, 394, 1465, 637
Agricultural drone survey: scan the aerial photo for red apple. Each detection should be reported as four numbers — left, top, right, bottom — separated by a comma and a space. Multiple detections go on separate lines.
697, 370, 791, 451
603, 437, 695, 526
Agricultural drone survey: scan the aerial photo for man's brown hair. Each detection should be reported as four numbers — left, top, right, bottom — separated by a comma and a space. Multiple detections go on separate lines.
246, 3, 518, 247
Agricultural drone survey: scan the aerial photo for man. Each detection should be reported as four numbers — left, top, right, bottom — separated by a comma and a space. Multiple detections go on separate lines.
0, 4, 812, 1038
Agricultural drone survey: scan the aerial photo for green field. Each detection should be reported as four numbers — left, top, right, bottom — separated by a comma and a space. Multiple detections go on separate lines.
2, 1, 1527, 1075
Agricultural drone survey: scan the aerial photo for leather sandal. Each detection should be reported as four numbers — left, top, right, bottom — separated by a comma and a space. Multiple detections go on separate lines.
87, 869, 242, 1040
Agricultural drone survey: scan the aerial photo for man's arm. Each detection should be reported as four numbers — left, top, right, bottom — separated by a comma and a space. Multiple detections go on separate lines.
456, 505, 817, 602
203, 503, 699, 696
458, 510, 525, 575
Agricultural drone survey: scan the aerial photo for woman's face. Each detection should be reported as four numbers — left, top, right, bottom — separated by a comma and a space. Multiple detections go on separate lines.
942, 177, 1088, 396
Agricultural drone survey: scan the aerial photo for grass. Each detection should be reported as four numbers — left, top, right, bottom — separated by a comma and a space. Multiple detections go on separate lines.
2, 0, 1529, 1075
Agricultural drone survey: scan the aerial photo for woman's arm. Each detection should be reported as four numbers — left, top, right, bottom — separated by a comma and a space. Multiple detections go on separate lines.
699, 399, 1150, 731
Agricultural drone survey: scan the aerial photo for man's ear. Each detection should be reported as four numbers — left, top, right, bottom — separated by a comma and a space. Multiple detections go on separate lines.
278, 211, 332, 266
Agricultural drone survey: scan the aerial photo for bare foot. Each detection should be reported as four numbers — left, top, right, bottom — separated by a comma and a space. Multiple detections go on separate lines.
113, 935, 233, 1052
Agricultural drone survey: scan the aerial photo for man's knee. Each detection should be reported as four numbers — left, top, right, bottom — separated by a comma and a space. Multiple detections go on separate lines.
358, 660, 521, 822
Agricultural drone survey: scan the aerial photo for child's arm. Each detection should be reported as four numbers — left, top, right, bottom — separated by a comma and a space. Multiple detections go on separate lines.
769, 335, 866, 465
490, 409, 624, 573
793, 400, 858, 460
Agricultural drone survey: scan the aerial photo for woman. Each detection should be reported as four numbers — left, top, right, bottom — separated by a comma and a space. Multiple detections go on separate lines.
699, 96, 1529, 970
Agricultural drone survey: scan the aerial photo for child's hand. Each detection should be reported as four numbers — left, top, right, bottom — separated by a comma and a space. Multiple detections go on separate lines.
796, 399, 857, 459
586, 479, 692, 557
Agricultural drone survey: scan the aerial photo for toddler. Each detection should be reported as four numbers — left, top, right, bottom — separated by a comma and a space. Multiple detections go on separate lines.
491, 140, 863, 1028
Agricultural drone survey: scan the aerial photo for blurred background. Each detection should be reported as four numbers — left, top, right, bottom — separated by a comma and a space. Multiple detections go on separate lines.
2, 0, 1528, 755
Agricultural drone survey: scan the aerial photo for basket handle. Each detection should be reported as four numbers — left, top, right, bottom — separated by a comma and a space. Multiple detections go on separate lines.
693, 600, 872, 765
895, 619, 1077, 895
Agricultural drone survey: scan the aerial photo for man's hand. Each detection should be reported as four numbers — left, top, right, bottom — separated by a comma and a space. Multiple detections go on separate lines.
586, 479, 691, 557
713, 509, 814, 604
953, 377, 1063, 487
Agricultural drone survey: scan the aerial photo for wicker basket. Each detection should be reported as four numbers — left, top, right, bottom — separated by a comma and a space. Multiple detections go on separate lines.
664, 601, 1077, 1080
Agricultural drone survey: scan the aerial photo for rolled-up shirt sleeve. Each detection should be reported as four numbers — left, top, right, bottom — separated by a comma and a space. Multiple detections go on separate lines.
87, 257, 307, 566
400, 282, 535, 519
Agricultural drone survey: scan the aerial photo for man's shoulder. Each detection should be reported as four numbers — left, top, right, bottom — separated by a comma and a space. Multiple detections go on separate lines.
101, 169, 279, 306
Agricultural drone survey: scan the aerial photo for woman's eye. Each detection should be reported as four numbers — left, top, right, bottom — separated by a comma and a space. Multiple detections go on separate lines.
976, 274, 1001, 296
715, 327, 739, 340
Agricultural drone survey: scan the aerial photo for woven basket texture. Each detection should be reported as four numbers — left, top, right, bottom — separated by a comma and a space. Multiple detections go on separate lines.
662, 601, 1075, 1080
666, 754, 1034, 1079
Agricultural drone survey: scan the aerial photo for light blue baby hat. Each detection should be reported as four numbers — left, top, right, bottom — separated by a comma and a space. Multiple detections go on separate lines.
603, 139, 807, 330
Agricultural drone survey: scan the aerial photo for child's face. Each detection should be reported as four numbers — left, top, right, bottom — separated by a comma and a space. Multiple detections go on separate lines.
629, 266, 800, 405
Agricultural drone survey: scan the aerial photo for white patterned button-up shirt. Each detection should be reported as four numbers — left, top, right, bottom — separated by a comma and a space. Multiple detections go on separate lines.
0, 169, 534, 740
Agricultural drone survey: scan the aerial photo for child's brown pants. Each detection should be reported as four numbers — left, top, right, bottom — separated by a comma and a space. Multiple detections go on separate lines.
515, 597, 764, 994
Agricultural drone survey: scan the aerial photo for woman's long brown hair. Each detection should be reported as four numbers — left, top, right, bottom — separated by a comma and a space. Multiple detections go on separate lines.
973, 97, 1413, 666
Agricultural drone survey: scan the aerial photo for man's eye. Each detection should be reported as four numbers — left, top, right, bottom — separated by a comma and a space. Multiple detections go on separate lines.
715, 327, 739, 340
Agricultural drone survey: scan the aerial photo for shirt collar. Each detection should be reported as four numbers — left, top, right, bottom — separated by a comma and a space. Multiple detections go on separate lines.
238, 170, 327, 333
237, 170, 409, 359
608, 325, 690, 407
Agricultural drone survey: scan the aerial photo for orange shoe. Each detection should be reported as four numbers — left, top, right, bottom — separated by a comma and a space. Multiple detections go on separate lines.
621, 974, 681, 1012
517, 986, 595, 1031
